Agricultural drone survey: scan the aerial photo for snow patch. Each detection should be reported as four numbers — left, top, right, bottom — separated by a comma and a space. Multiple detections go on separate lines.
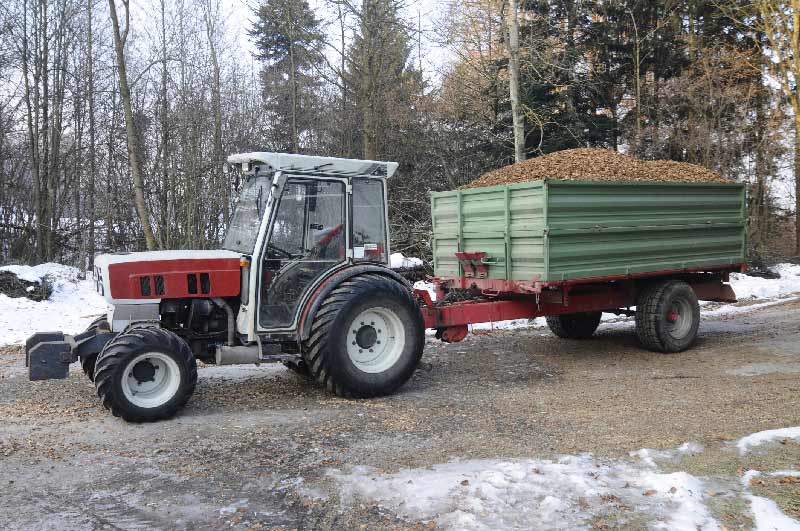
390, 253, 423, 269
331, 450, 720, 531
729, 264, 800, 301
0, 263, 108, 345
746, 495, 800, 531
737, 427, 800, 455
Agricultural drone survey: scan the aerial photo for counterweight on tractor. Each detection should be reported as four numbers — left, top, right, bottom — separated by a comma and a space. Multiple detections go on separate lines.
26, 152, 744, 422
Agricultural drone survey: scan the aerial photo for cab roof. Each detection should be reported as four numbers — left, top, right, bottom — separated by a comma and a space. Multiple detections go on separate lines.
226, 152, 398, 179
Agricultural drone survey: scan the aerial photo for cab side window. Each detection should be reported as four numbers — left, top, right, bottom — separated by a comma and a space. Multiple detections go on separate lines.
352, 178, 387, 263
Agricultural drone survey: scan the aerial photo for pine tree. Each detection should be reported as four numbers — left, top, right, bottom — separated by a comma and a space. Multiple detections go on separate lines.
251, 0, 323, 153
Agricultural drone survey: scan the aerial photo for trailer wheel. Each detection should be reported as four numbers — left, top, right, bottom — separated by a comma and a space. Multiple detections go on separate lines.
80, 317, 111, 382
545, 312, 602, 339
303, 274, 424, 398
94, 327, 197, 422
636, 280, 700, 353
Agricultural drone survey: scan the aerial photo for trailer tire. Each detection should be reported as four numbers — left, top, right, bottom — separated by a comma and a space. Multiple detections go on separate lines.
302, 274, 424, 398
81, 317, 111, 382
636, 280, 700, 353
545, 312, 602, 339
94, 327, 197, 422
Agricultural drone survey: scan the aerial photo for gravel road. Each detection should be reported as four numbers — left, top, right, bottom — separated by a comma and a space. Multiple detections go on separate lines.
1, 300, 799, 530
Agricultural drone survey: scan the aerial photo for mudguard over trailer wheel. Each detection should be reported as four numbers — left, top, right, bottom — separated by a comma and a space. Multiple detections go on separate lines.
303, 274, 424, 398
546, 312, 602, 339
94, 327, 197, 422
636, 280, 700, 353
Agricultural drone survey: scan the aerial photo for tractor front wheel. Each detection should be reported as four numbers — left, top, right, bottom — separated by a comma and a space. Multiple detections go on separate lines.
303, 275, 424, 398
94, 327, 197, 422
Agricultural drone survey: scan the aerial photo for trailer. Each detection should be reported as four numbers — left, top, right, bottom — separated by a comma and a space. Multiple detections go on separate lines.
25, 153, 746, 422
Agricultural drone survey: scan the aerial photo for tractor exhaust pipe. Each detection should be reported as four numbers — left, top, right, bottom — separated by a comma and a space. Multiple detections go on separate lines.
210, 297, 235, 346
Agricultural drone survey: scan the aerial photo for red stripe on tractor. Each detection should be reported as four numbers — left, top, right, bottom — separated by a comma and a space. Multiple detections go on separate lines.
108, 258, 241, 299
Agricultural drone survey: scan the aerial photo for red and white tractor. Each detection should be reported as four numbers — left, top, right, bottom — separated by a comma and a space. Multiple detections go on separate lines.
27, 153, 426, 422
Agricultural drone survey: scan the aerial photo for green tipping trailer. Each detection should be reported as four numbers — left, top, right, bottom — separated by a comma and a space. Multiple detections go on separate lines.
431, 179, 746, 283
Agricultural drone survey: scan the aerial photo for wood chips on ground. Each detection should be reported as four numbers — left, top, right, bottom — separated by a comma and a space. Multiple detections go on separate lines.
461, 148, 729, 189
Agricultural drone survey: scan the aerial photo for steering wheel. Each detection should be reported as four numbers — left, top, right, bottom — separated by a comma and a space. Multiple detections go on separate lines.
267, 243, 294, 260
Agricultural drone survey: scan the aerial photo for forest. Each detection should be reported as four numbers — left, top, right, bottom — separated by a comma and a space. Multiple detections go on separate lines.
0, 0, 797, 270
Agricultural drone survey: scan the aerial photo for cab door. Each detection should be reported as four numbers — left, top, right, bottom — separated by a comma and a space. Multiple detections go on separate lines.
257, 177, 347, 331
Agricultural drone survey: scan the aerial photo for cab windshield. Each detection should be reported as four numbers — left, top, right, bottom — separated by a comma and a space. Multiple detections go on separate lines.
222, 171, 273, 254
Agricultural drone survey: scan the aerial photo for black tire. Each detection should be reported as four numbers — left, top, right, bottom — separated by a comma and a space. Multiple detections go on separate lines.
302, 274, 424, 398
80, 317, 111, 382
635, 280, 700, 353
545, 312, 602, 339
94, 327, 197, 422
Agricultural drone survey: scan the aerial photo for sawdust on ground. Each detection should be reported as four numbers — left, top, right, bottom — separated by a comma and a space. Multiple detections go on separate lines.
461, 148, 730, 189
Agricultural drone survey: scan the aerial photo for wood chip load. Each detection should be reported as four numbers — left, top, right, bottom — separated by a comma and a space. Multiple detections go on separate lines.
461, 148, 728, 189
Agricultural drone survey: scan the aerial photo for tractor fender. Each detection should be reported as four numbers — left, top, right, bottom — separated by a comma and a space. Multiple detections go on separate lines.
298, 264, 412, 341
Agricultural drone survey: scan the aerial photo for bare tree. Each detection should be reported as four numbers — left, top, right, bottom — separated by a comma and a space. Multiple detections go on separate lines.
108, 0, 157, 250
501, 0, 524, 162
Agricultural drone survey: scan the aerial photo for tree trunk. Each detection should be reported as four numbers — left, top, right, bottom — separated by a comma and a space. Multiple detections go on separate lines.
87, 0, 97, 268
108, 0, 157, 250
795, 111, 800, 254
503, 0, 525, 163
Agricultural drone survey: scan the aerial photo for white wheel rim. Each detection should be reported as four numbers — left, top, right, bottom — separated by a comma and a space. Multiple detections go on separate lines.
346, 307, 405, 374
121, 352, 181, 409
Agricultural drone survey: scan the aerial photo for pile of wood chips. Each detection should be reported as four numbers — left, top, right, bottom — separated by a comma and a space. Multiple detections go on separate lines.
461, 148, 729, 189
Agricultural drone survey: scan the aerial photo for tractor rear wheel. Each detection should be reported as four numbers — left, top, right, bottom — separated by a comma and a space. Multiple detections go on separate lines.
80, 317, 111, 382
303, 274, 424, 398
94, 327, 197, 422
635, 280, 700, 353
546, 312, 603, 339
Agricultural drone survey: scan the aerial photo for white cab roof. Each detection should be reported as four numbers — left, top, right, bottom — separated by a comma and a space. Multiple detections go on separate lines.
226, 152, 398, 179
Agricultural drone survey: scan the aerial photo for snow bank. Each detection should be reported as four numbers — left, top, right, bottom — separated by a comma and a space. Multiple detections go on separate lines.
390, 252, 423, 269
331, 450, 721, 531
0, 263, 108, 345
739, 470, 800, 531
729, 264, 800, 301
736, 427, 800, 455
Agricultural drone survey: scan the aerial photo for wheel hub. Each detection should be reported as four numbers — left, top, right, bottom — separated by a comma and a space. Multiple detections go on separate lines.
355, 325, 378, 349
131, 359, 157, 383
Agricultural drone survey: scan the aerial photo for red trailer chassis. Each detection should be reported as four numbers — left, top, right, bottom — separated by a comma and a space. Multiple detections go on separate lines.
414, 263, 744, 342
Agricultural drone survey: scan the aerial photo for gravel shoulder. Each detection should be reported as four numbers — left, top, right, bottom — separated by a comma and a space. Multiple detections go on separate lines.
1, 300, 799, 530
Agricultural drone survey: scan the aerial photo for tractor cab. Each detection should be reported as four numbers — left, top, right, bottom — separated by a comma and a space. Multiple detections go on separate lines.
223, 152, 398, 341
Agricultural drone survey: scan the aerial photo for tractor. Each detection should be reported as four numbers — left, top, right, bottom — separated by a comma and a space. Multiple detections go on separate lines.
27, 153, 425, 422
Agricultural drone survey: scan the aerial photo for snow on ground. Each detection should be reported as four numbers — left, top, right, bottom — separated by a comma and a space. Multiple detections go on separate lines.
736, 427, 800, 456
330, 443, 720, 531
0, 263, 108, 345
740, 470, 800, 531
332, 431, 800, 531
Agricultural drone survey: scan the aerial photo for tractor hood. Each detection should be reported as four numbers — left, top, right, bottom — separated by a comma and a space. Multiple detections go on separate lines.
93, 250, 242, 304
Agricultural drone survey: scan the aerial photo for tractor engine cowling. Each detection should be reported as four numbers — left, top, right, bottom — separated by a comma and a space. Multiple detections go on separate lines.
93, 250, 242, 332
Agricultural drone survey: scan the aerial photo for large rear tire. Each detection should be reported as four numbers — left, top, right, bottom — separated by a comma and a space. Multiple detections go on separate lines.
302, 274, 424, 398
94, 327, 197, 422
545, 312, 602, 339
635, 280, 700, 353
80, 317, 111, 382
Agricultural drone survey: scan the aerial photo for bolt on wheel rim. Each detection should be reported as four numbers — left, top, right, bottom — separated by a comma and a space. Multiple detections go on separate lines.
666, 298, 693, 339
346, 307, 405, 373
121, 352, 181, 408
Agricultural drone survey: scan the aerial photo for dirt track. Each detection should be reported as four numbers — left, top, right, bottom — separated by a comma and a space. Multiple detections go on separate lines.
1, 300, 799, 530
